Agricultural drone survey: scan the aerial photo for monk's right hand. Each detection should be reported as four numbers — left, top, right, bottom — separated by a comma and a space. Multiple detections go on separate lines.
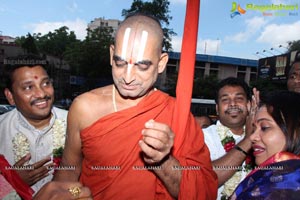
139, 120, 175, 164
33, 181, 92, 200
13, 153, 55, 186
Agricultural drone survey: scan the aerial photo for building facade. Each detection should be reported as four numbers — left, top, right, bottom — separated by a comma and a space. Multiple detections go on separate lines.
165, 52, 258, 116
166, 52, 258, 84
87, 17, 121, 37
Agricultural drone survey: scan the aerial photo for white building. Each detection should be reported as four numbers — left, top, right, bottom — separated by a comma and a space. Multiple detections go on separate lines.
0, 35, 16, 44
87, 17, 121, 37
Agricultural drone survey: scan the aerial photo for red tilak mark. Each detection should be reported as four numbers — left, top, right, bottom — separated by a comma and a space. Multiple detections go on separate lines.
34, 76, 38, 79
129, 58, 132, 64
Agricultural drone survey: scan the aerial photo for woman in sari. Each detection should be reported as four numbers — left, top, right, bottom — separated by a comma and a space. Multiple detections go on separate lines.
231, 90, 300, 199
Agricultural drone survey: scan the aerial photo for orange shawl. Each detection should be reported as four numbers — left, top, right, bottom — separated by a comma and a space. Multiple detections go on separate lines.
80, 90, 217, 199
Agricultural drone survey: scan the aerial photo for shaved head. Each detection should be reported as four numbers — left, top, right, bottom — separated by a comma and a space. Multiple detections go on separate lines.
115, 14, 164, 57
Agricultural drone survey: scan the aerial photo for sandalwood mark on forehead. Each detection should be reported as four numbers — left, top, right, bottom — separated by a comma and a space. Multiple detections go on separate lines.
120, 26, 149, 76
120, 27, 149, 62
121, 28, 131, 60
137, 30, 148, 62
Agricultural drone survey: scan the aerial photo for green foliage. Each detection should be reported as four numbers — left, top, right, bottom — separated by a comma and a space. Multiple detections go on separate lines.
17, 25, 115, 91
16, 33, 39, 54
193, 75, 218, 99
287, 40, 300, 52
63, 27, 114, 80
36, 26, 79, 58
121, 0, 176, 52
83, 27, 114, 77
164, 73, 178, 96
164, 74, 219, 99
63, 42, 83, 75
53, 146, 64, 158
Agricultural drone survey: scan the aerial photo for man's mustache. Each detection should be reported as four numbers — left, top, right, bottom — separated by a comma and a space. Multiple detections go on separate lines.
30, 96, 52, 106
224, 107, 244, 114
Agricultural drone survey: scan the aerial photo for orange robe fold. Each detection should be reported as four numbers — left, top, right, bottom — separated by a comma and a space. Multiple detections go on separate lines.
80, 90, 217, 199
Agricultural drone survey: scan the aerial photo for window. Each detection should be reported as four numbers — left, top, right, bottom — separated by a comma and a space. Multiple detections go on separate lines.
251, 67, 257, 73
210, 63, 219, 69
209, 70, 218, 77
238, 66, 246, 71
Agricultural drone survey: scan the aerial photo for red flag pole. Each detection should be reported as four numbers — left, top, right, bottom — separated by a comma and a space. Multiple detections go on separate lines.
173, 0, 200, 152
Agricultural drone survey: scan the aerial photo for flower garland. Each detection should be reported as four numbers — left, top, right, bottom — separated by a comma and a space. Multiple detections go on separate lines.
12, 119, 66, 168
12, 133, 30, 163
217, 125, 254, 200
52, 119, 66, 169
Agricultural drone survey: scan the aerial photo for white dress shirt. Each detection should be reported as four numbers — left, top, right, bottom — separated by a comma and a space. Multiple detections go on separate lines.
203, 120, 247, 200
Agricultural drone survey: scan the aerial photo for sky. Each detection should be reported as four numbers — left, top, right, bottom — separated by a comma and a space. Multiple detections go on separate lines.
0, 0, 299, 60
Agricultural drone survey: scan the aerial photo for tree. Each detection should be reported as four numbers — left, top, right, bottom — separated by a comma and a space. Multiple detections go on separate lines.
287, 40, 300, 52
15, 33, 38, 54
32, 26, 80, 99
36, 26, 78, 58
193, 75, 218, 99
121, 0, 176, 52
63, 27, 114, 90
83, 27, 114, 78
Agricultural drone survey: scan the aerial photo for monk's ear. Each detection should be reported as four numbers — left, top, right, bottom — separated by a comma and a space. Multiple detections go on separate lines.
110, 45, 115, 66
158, 53, 168, 74
4, 88, 15, 106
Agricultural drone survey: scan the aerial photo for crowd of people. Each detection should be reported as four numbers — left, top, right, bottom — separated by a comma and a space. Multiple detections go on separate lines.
1, 13, 300, 200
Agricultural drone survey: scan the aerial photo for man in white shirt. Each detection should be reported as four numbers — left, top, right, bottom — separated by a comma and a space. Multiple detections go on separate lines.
203, 77, 253, 199
0, 54, 68, 195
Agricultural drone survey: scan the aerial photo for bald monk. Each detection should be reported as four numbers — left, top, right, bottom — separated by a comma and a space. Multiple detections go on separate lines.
54, 13, 217, 199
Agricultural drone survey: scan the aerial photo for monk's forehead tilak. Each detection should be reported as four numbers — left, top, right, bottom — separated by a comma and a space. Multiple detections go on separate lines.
117, 26, 149, 76
119, 26, 149, 64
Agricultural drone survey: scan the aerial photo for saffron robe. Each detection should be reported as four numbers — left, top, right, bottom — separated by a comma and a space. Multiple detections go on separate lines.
80, 90, 217, 199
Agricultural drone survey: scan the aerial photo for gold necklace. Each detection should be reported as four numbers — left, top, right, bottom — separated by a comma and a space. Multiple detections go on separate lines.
112, 85, 117, 112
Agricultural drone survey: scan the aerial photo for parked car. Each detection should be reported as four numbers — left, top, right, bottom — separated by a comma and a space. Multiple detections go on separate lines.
0, 104, 15, 115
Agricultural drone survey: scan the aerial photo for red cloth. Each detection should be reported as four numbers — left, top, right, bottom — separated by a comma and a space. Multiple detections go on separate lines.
80, 91, 217, 199
0, 155, 34, 200
173, 1, 218, 198
174, 0, 199, 144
